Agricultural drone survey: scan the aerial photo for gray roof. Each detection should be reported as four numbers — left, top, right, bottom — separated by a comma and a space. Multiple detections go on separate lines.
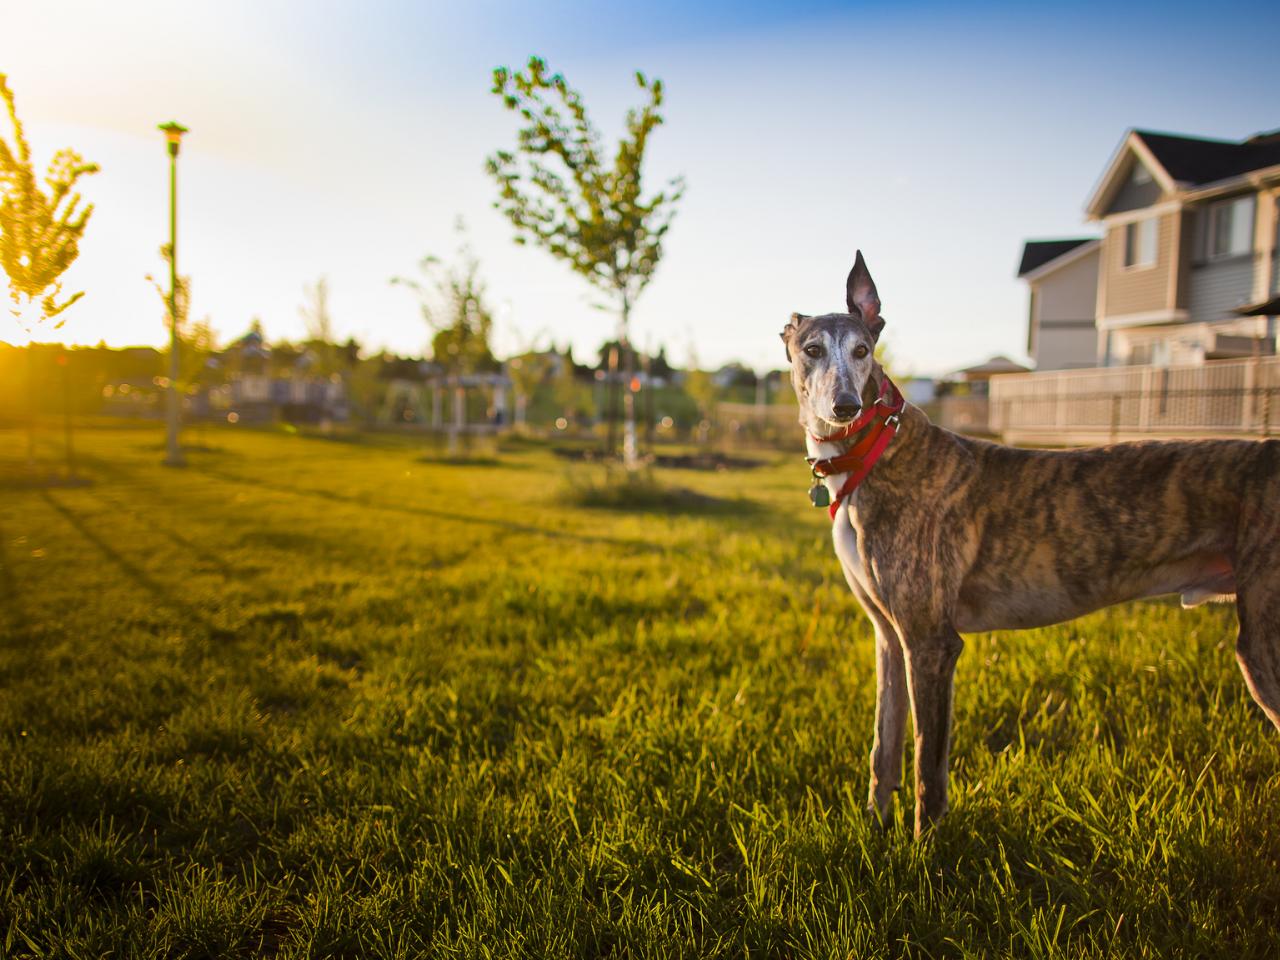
953, 355, 1031, 379
1018, 238, 1096, 277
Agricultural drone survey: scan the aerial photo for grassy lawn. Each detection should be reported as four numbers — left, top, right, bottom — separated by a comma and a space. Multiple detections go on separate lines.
2, 423, 1279, 958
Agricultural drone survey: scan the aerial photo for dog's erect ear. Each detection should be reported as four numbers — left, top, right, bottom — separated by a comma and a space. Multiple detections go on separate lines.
846, 250, 884, 340
780, 313, 807, 361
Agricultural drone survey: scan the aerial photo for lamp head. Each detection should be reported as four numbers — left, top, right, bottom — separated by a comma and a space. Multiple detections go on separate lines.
158, 121, 188, 156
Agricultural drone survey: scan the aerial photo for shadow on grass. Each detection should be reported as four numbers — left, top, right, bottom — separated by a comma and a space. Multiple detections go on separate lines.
562, 467, 764, 517
287, 427, 420, 448
82, 486, 246, 583
180, 462, 675, 554
0, 468, 93, 492
289, 426, 508, 459
414, 455, 503, 468
552, 446, 777, 472
0, 516, 29, 641
651, 452, 770, 471
132, 441, 236, 457
39, 490, 234, 642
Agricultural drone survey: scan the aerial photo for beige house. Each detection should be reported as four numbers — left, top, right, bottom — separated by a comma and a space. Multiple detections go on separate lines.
1086, 128, 1280, 366
1017, 238, 1100, 369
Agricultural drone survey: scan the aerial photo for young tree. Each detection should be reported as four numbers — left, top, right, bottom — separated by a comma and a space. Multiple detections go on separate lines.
299, 275, 332, 341
507, 349, 552, 430
345, 349, 388, 426
684, 349, 720, 447
1, 74, 99, 472
299, 275, 340, 378
146, 248, 219, 438
146, 245, 193, 370
554, 346, 587, 423
179, 317, 218, 392
488, 56, 684, 468
0, 74, 98, 335
393, 232, 500, 453
392, 234, 499, 376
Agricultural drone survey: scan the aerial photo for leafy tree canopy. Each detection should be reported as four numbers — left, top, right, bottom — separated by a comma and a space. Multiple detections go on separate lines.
0, 74, 98, 331
487, 56, 684, 314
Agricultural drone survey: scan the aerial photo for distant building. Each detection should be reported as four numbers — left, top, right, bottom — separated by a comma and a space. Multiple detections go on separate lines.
1017, 127, 1280, 369
929, 356, 1031, 437
210, 323, 346, 422
1085, 128, 1280, 365
1017, 238, 1100, 370
900, 377, 937, 406
949, 355, 1032, 388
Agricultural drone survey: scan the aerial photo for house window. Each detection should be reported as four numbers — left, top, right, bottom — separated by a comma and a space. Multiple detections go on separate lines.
1131, 163, 1152, 186
1207, 195, 1255, 259
1123, 217, 1157, 269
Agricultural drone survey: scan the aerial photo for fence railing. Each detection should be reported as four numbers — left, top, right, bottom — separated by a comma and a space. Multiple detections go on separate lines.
989, 356, 1280, 444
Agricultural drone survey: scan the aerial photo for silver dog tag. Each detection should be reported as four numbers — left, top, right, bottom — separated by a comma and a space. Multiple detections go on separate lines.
809, 483, 830, 508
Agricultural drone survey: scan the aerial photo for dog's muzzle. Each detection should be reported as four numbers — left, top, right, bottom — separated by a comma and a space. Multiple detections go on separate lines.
832, 393, 862, 421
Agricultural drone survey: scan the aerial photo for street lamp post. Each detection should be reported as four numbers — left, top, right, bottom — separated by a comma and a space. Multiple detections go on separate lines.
158, 120, 187, 466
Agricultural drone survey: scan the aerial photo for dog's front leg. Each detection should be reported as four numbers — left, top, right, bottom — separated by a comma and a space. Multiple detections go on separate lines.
902, 627, 964, 836
868, 617, 908, 825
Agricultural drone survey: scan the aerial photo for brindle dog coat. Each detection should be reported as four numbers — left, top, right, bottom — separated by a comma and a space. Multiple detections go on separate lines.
782, 252, 1280, 837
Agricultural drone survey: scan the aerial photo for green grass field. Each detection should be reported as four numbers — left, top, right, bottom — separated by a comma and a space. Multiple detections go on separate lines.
3, 424, 1280, 958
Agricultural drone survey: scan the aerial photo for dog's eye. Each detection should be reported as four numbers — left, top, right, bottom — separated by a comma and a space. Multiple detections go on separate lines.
853, 344, 869, 360
803, 343, 824, 358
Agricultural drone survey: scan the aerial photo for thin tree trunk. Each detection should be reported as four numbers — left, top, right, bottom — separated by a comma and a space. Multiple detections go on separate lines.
605, 344, 619, 457
620, 297, 638, 469
643, 344, 654, 452
61, 355, 75, 478
25, 345, 36, 470
448, 380, 464, 458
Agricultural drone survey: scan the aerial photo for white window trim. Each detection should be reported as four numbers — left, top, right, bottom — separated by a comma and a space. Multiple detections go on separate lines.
1100, 200, 1181, 227
1097, 308, 1189, 331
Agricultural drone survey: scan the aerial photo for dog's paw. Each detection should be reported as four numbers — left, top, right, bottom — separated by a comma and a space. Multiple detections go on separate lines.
865, 801, 896, 831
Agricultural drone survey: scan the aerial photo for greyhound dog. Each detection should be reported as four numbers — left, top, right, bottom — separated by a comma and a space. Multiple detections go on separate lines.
782, 251, 1280, 837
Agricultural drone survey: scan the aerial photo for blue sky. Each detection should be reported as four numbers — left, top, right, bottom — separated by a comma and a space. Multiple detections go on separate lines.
2, 0, 1278, 374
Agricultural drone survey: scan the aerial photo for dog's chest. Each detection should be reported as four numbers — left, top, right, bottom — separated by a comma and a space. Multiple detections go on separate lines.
831, 504, 874, 595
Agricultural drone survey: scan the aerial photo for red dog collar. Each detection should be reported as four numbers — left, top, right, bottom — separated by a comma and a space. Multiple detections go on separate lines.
807, 377, 904, 519
810, 377, 899, 444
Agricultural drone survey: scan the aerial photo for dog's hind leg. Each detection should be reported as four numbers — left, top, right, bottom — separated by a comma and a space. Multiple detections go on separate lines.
868, 613, 908, 824
1234, 587, 1280, 732
901, 626, 965, 836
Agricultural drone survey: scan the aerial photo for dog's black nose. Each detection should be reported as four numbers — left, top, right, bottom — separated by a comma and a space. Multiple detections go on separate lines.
832, 394, 862, 420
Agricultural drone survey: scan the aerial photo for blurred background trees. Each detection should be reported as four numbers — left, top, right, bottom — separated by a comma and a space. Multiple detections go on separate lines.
393, 229, 499, 377
298, 276, 342, 380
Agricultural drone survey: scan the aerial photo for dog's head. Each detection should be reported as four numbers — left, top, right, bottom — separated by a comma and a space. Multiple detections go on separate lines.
780, 250, 886, 433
